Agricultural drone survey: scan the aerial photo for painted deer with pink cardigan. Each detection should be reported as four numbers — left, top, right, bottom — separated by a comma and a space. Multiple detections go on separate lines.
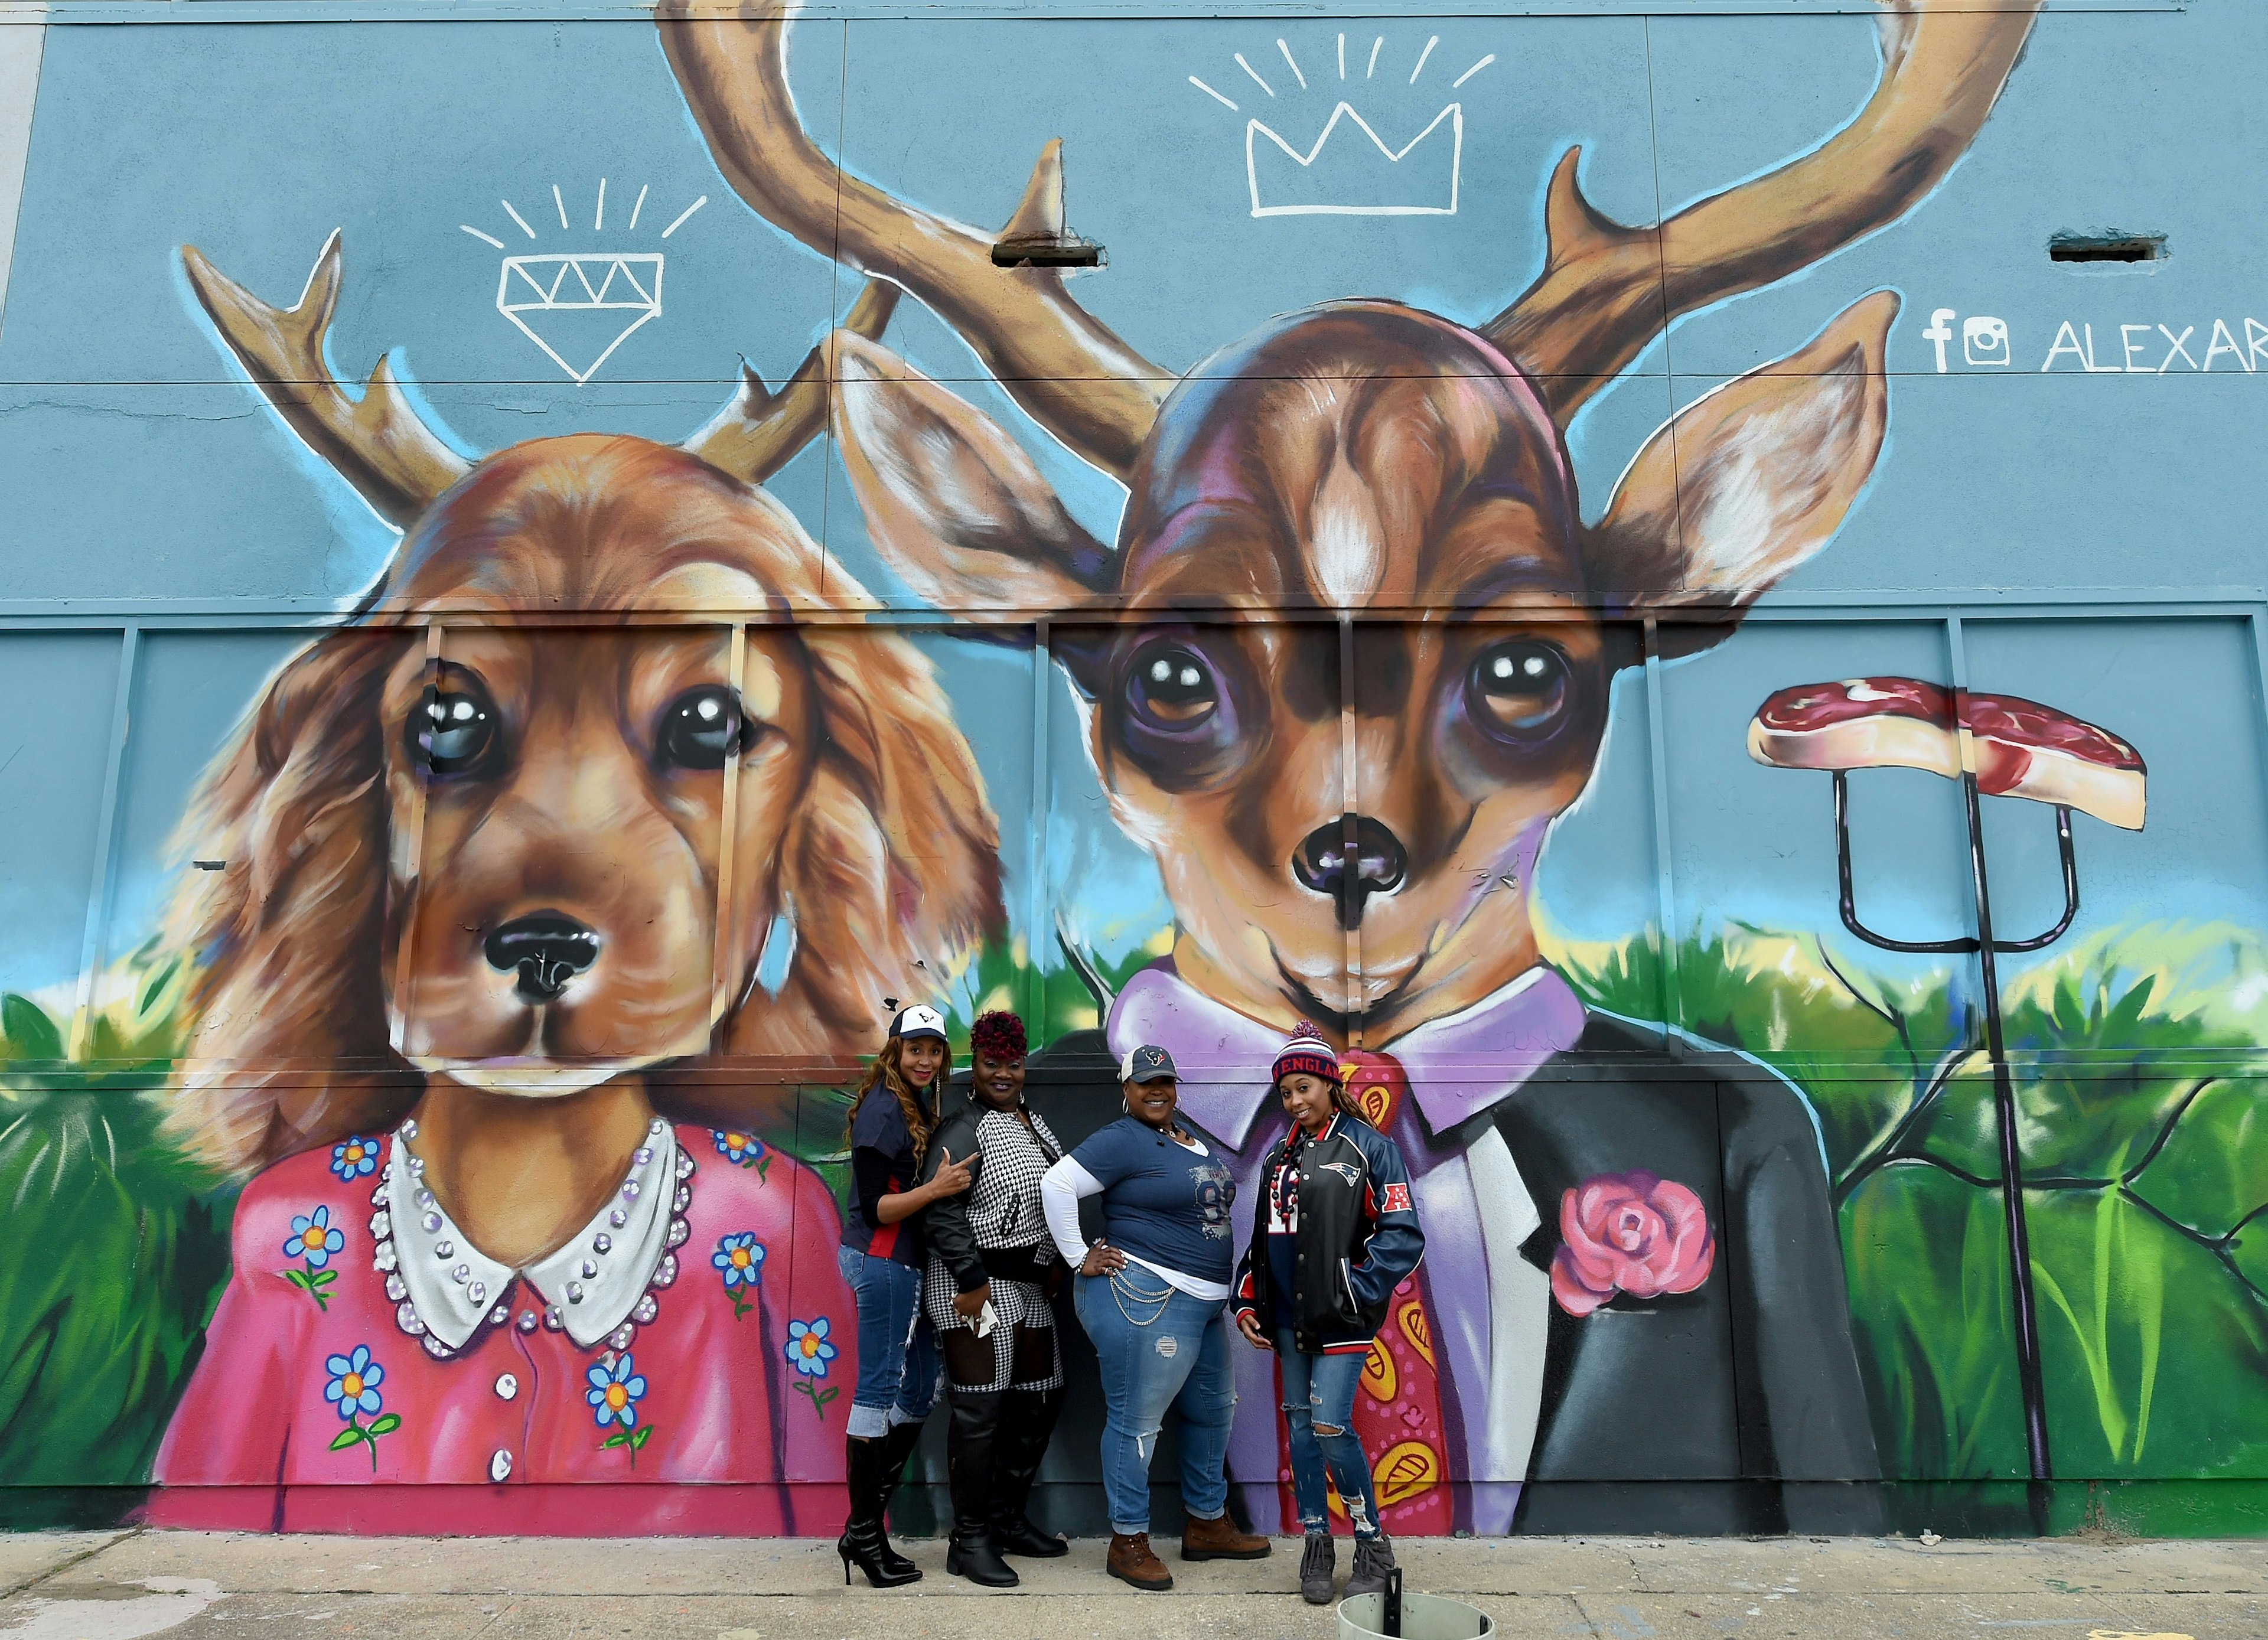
662, 0, 2042, 1534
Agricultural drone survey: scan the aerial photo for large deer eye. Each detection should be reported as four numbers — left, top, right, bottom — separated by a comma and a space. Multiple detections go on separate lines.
410, 684, 500, 777
1467, 640, 1571, 741
1126, 645, 1219, 731
657, 686, 752, 771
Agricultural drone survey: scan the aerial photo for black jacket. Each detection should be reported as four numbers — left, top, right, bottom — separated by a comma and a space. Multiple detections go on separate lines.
1026, 1013, 1882, 1537
915, 1102, 1063, 1294
1231, 1111, 1425, 1352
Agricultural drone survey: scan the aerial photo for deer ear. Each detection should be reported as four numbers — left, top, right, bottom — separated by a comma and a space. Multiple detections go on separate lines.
831, 332, 1115, 623
1582, 291, 1897, 660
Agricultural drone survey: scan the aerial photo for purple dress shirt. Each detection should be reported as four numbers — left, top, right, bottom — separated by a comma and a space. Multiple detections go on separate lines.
1106, 960, 1588, 1534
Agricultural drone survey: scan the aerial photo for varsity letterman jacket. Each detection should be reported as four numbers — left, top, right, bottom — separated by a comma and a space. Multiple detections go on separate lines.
1232, 1110, 1425, 1354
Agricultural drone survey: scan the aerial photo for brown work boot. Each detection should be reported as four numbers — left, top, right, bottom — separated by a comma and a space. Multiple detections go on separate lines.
1107, 1532, 1174, 1591
1179, 1509, 1272, 1561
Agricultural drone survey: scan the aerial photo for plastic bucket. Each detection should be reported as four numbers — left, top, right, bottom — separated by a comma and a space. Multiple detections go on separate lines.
1338, 1590, 1495, 1639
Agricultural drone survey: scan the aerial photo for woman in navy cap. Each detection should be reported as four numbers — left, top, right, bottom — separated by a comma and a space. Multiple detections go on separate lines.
1040, 1043, 1270, 1592
836, 1003, 974, 1587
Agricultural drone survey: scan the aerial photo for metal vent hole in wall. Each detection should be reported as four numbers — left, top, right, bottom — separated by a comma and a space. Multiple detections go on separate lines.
991, 236, 1104, 269
2049, 232, 2166, 264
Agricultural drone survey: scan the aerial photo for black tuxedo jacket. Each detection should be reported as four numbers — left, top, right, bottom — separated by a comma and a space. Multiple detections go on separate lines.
1021, 1006, 1882, 1535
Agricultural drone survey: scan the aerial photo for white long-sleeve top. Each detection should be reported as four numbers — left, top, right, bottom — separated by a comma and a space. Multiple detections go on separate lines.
1040, 1152, 1231, 1303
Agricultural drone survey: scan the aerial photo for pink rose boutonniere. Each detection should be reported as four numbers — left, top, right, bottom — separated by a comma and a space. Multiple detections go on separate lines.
1550, 1171, 1716, 1317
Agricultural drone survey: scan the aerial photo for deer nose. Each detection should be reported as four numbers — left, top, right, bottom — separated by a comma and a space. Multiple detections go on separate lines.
484, 913, 601, 1005
1292, 817, 1409, 931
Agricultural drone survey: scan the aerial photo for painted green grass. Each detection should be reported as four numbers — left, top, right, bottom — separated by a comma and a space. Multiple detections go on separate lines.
0, 920, 2262, 1498
1558, 921, 2268, 1491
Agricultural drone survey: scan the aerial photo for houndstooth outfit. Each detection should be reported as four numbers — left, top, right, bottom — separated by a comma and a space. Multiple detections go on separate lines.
923, 1106, 1064, 1393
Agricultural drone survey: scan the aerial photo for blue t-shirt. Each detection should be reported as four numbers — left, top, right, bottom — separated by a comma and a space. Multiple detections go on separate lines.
1071, 1116, 1237, 1283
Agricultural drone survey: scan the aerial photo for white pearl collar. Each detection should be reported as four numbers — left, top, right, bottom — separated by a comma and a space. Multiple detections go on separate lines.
371, 1116, 692, 1355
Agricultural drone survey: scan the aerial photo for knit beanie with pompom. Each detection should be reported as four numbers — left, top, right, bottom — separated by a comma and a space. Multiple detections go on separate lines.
1271, 1020, 1341, 1090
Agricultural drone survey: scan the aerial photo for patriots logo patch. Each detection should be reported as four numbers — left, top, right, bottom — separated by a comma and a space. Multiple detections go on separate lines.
1380, 1182, 1413, 1213
1320, 1162, 1363, 1186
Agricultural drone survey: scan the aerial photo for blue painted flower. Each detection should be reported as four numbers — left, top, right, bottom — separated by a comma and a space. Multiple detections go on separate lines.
323, 1345, 385, 1421
784, 1316, 837, 1378
284, 1205, 346, 1269
712, 1233, 765, 1291
586, 1352, 648, 1430
712, 1129, 767, 1168
330, 1135, 379, 1181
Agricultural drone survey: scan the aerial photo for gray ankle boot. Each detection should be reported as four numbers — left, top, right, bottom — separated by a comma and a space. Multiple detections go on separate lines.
1299, 1531, 1336, 1605
1344, 1533, 1397, 1597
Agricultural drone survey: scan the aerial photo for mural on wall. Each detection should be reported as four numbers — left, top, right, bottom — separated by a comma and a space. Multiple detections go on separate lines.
0, 0, 2264, 1541
657, 0, 2035, 1537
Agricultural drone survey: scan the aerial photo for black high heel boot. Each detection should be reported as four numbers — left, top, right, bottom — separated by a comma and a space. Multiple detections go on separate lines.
990, 1385, 1069, 1557
871, 1420, 927, 1582
943, 1389, 1018, 1587
837, 1434, 923, 1588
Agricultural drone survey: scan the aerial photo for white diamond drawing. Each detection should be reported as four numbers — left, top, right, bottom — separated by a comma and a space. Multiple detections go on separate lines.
496, 253, 664, 384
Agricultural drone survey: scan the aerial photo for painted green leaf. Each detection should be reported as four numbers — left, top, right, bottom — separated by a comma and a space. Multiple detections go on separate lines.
0, 1085, 233, 1485
601, 1430, 630, 1450
630, 1425, 652, 1450
1, 995, 63, 1063
367, 1413, 400, 1436
2229, 1218, 2268, 1306
2128, 1077, 2268, 1239
2022, 1187, 2268, 1476
328, 1426, 365, 1452
1841, 1159, 2029, 1480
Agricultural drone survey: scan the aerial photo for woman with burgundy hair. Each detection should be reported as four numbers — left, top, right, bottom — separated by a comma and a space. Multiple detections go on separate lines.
916, 1010, 1070, 1587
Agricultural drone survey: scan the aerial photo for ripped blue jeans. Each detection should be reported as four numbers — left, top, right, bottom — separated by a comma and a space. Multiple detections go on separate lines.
1073, 1269, 1234, 1535
1277, 1329, 1382, 1538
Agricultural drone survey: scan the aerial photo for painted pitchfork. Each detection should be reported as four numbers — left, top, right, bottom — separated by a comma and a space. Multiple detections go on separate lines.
1751, 677, 2148, 1514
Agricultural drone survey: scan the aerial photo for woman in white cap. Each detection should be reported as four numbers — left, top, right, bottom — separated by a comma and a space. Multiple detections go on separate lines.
1040, 1043, 1271, 1592
835, 1003, 973, 1587
1232, 1022, 1425, 1606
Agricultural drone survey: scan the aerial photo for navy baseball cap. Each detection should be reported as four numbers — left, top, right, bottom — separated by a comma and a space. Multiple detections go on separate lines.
1119, 1044, 1178, 1083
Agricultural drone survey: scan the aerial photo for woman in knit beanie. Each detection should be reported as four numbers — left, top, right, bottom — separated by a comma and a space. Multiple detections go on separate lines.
1232, 1022, 1425, 1606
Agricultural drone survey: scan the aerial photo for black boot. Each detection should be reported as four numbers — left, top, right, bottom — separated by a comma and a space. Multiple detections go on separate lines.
872, 1420, 927, 1580
943, 1388, 1019, 1587
836, 1434, 923, 1589
990, 1385, 1068, 1557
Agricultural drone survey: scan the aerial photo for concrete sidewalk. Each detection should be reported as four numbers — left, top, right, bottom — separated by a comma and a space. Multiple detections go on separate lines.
0, 1528, 2258, 1639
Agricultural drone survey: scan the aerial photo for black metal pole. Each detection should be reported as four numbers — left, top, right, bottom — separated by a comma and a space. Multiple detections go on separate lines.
1956, 767, 2055, 1532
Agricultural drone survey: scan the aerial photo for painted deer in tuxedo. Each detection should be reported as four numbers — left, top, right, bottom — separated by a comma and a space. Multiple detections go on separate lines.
662, 0, 2039, 1537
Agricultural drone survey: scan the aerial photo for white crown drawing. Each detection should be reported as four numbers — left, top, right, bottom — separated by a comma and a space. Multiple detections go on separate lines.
1246, 102, 1462, 218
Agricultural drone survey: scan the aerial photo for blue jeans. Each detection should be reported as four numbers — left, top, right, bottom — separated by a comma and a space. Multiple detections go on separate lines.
1073, 1269, 1235, 1535
838, 1247, 940, 1440
1278, 1330, 1382, 1538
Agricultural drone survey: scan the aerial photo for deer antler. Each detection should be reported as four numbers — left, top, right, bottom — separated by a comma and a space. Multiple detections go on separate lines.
1489, 0, 2042, 428
181, 231, 471, 527
190, 230, 898, 512
659, 1, 1169, 480
683, 278, 902, 483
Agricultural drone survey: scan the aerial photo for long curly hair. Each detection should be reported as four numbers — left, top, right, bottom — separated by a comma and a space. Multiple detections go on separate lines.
845, 1034, 941, 1166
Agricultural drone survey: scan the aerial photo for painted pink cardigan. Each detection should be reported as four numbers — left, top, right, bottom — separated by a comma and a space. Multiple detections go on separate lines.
148, 1122, 855, 1535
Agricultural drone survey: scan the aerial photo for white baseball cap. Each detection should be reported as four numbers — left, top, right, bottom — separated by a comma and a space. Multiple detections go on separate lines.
890, 1003, 949, 1044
